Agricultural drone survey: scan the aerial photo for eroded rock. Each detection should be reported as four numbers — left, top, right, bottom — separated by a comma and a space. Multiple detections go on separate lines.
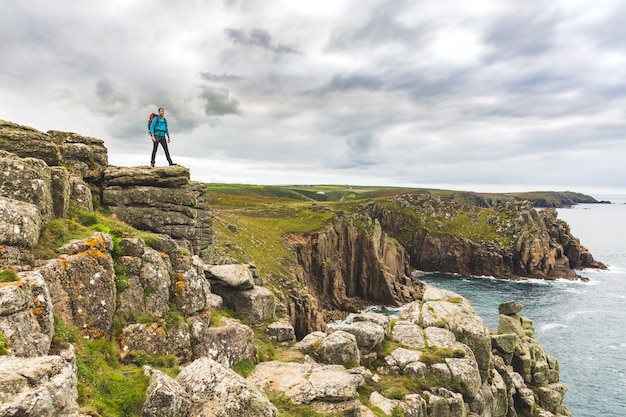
176, 357, 278, 417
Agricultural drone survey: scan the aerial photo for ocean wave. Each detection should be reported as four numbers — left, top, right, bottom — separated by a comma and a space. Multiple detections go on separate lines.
565, 310, 595, 320
539, 323, 567, 332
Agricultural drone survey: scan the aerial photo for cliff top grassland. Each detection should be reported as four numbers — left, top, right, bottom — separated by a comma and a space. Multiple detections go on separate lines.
205, 183, 602, 208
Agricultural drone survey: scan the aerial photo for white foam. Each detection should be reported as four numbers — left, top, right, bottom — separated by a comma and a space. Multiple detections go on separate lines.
565, 310, 595, 320
540, 323, 567, 332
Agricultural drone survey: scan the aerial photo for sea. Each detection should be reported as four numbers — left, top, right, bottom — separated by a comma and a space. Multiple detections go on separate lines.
418, 194, 626, 417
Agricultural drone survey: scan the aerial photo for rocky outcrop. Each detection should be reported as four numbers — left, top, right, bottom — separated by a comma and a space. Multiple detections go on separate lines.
385, 288, 570, 416
316, 290, 571, 417
0, 264, 79, 416
102, 166, 214, 262
0, 197, 41, 249
286, 214, 425, 337
492, 300, 569, 416
0, 347, 79, 417
248, 360, 366, 416
364, 194, 605, 280
175, 357, 278, 417
47, 130, 108, 183
0, 120, 107, 181
38, 233, 116, 339
0, 271, 54, 357
142, 358, 280, 417
0, 121, 63, 166
0, 149, 94, 269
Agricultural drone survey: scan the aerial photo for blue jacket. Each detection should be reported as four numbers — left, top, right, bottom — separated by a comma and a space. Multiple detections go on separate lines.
150, 116, 169, 136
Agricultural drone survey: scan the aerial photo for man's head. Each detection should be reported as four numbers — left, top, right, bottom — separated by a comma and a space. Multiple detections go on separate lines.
158, 108, 165, 116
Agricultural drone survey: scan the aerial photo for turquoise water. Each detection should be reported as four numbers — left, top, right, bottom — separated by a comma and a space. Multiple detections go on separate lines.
419, 196, 626, 417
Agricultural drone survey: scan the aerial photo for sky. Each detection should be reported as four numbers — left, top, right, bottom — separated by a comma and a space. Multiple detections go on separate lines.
1, 0, 626, 196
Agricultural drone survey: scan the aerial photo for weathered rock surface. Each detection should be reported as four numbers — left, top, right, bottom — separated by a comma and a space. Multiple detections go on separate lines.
0, 149, 54, 221
0, 121, 62, 166
205, 263, 255, 290
0, 149, 95, 269
346, 290, 571, 417
286, 214, 425, 337
47, 130, 108, 182
0, 197, 41, 249
296, 329, 361, 368
211, 284, 275, 326
266, 320, 296, 342
247, 360, 365, 416
141, 366, 192, 417
343, 319, 386, 355
0, 271, 54, 357
0, 347, 79, 417
102, 166, 213, 261
191, 317, 257, 366
176, 357, 278, 417
38, 233, 116, 338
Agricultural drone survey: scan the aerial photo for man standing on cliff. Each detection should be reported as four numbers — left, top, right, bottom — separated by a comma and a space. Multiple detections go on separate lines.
149, 107, 176, 167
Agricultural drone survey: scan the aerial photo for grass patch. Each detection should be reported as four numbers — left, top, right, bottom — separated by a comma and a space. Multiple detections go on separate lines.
33, 207, 159, 260
0, 332, 8, 355
419, 346, 465, 365
52, 317, 179, 416
266, 391, 343, 417
212, 204, 333, 291
233, 359, 256, 378
132, 352, 179, 374
0, 269, 19, 283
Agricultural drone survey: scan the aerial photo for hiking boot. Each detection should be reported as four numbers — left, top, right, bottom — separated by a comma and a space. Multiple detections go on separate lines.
169, 163, 178, 166
150, 162, 155, 167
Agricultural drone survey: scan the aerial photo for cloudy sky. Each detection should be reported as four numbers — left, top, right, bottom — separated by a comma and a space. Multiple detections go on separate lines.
1, 0, 625, 194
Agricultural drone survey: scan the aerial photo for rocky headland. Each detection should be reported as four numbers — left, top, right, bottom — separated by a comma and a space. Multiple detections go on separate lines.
0, 119, 605, 416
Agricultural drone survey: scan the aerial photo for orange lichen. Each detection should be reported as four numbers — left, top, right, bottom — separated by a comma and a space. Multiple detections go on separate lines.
174, 281, 185, 293
0, 281, 24, 288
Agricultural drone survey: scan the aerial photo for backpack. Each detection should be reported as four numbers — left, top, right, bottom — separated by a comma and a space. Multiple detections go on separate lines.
148, 113, 168, 135
148, 113, 157, 135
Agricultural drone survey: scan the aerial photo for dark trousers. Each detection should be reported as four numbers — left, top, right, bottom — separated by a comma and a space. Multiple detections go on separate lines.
151, 135, 173, 165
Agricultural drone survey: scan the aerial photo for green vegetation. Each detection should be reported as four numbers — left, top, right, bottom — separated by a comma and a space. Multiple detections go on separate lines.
209, 187, 335, 293
0, 269, 19, 282
51, 317, 173, 417
34, 207, 159, 260
36, 206, 179, 417
419, 346, 466, 365
0, 332, 8, 355
266, 392, 343, 417
233, 359, 256, 378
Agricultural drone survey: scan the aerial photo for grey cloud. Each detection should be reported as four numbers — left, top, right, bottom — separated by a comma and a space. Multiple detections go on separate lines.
225, 28, 300, 54
95, 80, 128, 105
200, 85, 242, 116
327, 0, 429, 51
199, 72, 245, 82
485, 8, 559, 59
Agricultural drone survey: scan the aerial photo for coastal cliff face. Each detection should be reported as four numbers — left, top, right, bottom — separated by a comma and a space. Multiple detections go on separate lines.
363, 194, 605, 280
0, 120, 591, 416
286, 214, 425, 336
